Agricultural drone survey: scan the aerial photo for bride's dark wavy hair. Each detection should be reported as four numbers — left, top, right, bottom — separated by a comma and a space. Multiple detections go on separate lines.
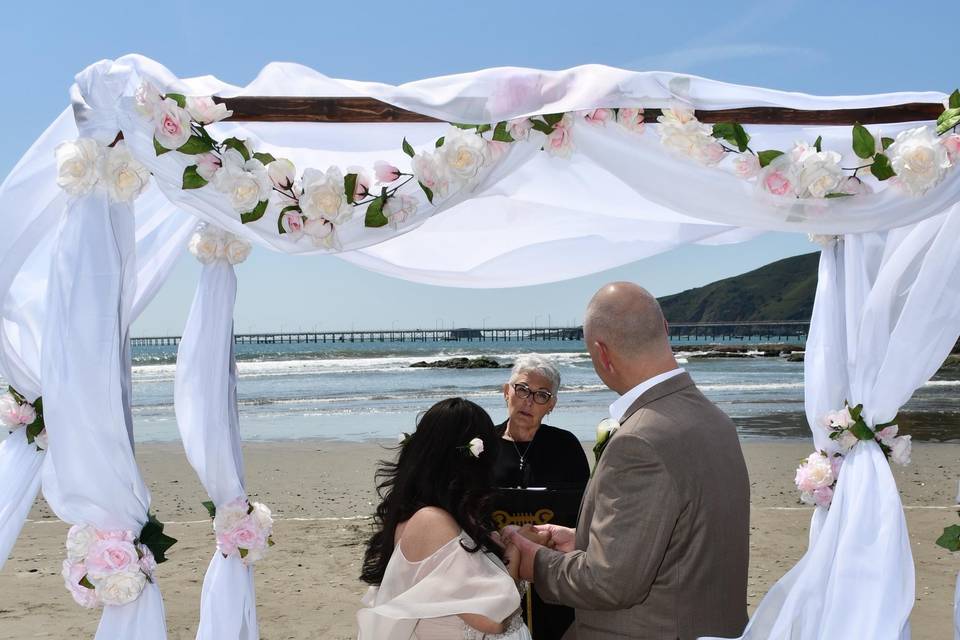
361, 397, 503, 585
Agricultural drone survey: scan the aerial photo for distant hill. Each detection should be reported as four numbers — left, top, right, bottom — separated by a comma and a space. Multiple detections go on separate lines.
658, 252, 819, 322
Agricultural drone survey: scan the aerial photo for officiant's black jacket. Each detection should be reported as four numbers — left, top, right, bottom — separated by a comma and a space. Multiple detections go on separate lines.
492, 422, 589, 489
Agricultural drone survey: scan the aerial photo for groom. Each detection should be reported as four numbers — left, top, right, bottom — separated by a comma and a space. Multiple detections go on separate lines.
507, 282, 750, 640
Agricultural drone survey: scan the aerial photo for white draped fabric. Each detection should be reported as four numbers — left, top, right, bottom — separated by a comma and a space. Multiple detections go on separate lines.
0, 53, 958, 637
174, 258, 258, 640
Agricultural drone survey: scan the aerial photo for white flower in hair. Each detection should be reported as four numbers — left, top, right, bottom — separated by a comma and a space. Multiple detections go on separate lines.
468, 437, 484, 458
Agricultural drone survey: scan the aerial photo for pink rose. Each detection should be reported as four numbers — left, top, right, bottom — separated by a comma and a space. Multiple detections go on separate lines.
281, 212, 304, 236
812, 485, 834, 508
734, 155, 761, 179
695, 140, 726, 166
195, 153, 222, 182
485, 140, 510, 163
185, 96, 232, 125
763, 169, 793, 196
544, 115, 574, 158
943, 134, 960, 163
829, 455, 843, 480
85, 538, 140, 578
834, 176, 872, 196
507, 118, 533, 141
137, 544, 157, 577
794, 452, 834, 493
617, 107, 645, 133
154, 98, 192, 150
582, 109, 612, 126
62, 560, 99, 609
374, 161, 401, 183
876, 424, 899, 446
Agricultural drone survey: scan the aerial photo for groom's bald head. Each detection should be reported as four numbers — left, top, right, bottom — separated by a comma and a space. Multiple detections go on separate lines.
584, 282, 669, 357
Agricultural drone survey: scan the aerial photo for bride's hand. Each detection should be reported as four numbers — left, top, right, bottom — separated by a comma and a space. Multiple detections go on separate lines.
503, 540, 521, 581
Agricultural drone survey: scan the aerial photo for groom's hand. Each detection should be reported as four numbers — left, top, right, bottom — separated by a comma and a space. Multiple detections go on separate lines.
534, 524, 576, 553
502, 525, 542, 582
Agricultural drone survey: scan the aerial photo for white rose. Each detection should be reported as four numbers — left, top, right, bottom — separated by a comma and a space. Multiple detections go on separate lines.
299, 167, 352, 222
507, 118, 533, 141
383, 194, 418, 224
468, 437, 484, 457
185, 96, 232, 124
188, 230, 222, 264
99, 142, 150, 203
411, 152, 450, 198
733, 154, 761, 179
0, 392, 23, 428
797, 452, 835, 491
440, 128, 487, 181
195, 153, 222, 181
890, 435, 912, 466
692, 138, 726, 166
65, 524, 98, 563
94, 569, 146, 606
214, 501, 249, 535
56, 138, 101, 196
657, 108, 718, 165
153, 97, 192, 150
793, 146, 843, 198
211, 149, 271, 213
304, 218, 334, 245
34, 429, 48, 451
267, 158, 296, 190
888, 127, 952, 195
824, 407, 854, 430
224, 238, 252, 265
134, 81, 163, 120
250, 502, 273, 531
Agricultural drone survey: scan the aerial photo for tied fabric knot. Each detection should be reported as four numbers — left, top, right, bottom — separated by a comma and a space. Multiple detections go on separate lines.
71, 59, 135, 144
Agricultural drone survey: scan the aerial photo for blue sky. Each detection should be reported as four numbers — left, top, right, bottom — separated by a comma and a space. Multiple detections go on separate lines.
1, 1, 954, 334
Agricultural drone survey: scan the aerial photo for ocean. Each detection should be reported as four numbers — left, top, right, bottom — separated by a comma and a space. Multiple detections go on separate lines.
125, 338, 960, 444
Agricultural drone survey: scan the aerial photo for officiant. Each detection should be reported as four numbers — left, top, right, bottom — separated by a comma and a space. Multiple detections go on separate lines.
493, 355, 589, 640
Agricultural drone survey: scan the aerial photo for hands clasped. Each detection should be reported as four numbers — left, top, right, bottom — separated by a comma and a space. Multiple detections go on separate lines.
500, 523, 576, 581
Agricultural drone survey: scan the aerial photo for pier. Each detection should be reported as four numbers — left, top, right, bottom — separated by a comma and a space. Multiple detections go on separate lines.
131, 321, 809, 347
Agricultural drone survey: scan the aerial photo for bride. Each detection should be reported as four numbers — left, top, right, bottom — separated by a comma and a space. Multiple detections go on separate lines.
357, 397, 532, 639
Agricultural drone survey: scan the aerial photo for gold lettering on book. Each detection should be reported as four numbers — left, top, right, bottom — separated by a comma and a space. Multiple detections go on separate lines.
492, 508, 554, 529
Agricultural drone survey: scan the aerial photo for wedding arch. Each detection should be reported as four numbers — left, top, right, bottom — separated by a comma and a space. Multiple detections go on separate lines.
1, 54, 959, 639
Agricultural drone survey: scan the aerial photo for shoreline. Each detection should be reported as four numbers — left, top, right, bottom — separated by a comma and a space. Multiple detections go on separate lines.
1, 439, 958, 639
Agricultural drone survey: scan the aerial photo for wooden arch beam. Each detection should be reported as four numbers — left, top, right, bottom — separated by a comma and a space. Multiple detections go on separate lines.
213, 96, 945, 126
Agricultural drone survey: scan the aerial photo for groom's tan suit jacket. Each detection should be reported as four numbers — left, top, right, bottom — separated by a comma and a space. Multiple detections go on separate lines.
534, 372, 750, 640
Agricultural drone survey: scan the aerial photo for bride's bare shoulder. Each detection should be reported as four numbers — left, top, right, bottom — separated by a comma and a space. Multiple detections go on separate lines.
397, 507, 461, 561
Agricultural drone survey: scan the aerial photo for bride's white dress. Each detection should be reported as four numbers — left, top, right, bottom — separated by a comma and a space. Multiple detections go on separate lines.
357, 532, 531, 639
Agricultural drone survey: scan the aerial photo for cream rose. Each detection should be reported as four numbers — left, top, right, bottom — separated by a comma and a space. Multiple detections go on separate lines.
792, 146, 843, 198
99, 142, 150, 203
56, 138, 101, 196
411, 152, 450, 197
267, 158, 296, 190
211, 150, 271, 213
94, 569, 146, 606
300, 167, 352, 221
441, 128, 488, 180
188, 230, 223, 264
224, 238, 252, 265
888, 127, 952, 195
65, 524, 98, 563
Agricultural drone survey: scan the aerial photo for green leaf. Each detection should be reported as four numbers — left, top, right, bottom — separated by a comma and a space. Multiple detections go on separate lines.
529, 118, 554, 135
139, 513, 177, 564
164, 93, 187, 109
418, 181, 434, 204
222, 137, 250, 162
825, 192, 854, 198
871, 153, 896, 181
201, 501, 216, 519
79, 575, 95, 590
252, 152, 276, 165
814, 136, 823, 152
852, 123, 876, 159
267, 537, 275, 547
949, 89, 960, 110
881, 137, 894, 150
542, 113, 564, 126
935, 524, 960, 552
712, 122, 750, 152
344, 173, 358, 205
757, 150, 784, 168
25, 421, 43, 445
475, 124, 492, 134
364, 197, 388, 228
240, 199, 269, 224
177, 135, 215, 155
153, 137, 172, 156
181, 165, 208, 190
936, 107, 960, 135
435, 136, 445, 148
849, 421, 875, 441
402, 138, 415, 158
492, 121, 515, 143
239, 547, 248, 559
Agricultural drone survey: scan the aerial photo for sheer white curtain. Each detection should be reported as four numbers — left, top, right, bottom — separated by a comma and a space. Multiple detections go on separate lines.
174, 256, 258, 640
711, 205, 960, 640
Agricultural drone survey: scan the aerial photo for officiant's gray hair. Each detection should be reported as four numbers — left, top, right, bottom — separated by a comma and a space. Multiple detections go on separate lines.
509, 355, 561, 393
584, 282, 669, 356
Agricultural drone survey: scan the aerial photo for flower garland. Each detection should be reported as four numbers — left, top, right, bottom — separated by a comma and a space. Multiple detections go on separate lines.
62, 514, 177, 608
1, 387, 46, 451
188, 224, 252, 265
794, 403, 911, 508
657, 90, 960, 199
56, 138, 150, 202
202, 497, 274, 566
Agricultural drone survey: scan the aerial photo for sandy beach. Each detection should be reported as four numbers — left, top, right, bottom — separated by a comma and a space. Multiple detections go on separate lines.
1, 439, 957, 639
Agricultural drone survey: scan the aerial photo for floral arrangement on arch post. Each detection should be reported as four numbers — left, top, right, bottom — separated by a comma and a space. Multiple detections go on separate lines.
1, 387, 46, 451
62, 514, 177, 608
657, 89, 960, 199
794, 403, 911, 508
202, 498, 274, 566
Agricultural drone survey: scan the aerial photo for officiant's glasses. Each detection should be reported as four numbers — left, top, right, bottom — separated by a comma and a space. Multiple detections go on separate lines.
512, 383, 553, 405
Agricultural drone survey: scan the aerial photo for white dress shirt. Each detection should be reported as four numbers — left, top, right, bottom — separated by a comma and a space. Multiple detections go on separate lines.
608, 368, 686, 422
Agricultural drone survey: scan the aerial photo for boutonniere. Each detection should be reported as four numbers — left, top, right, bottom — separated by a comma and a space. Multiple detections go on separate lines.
591, 418, 620, 476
